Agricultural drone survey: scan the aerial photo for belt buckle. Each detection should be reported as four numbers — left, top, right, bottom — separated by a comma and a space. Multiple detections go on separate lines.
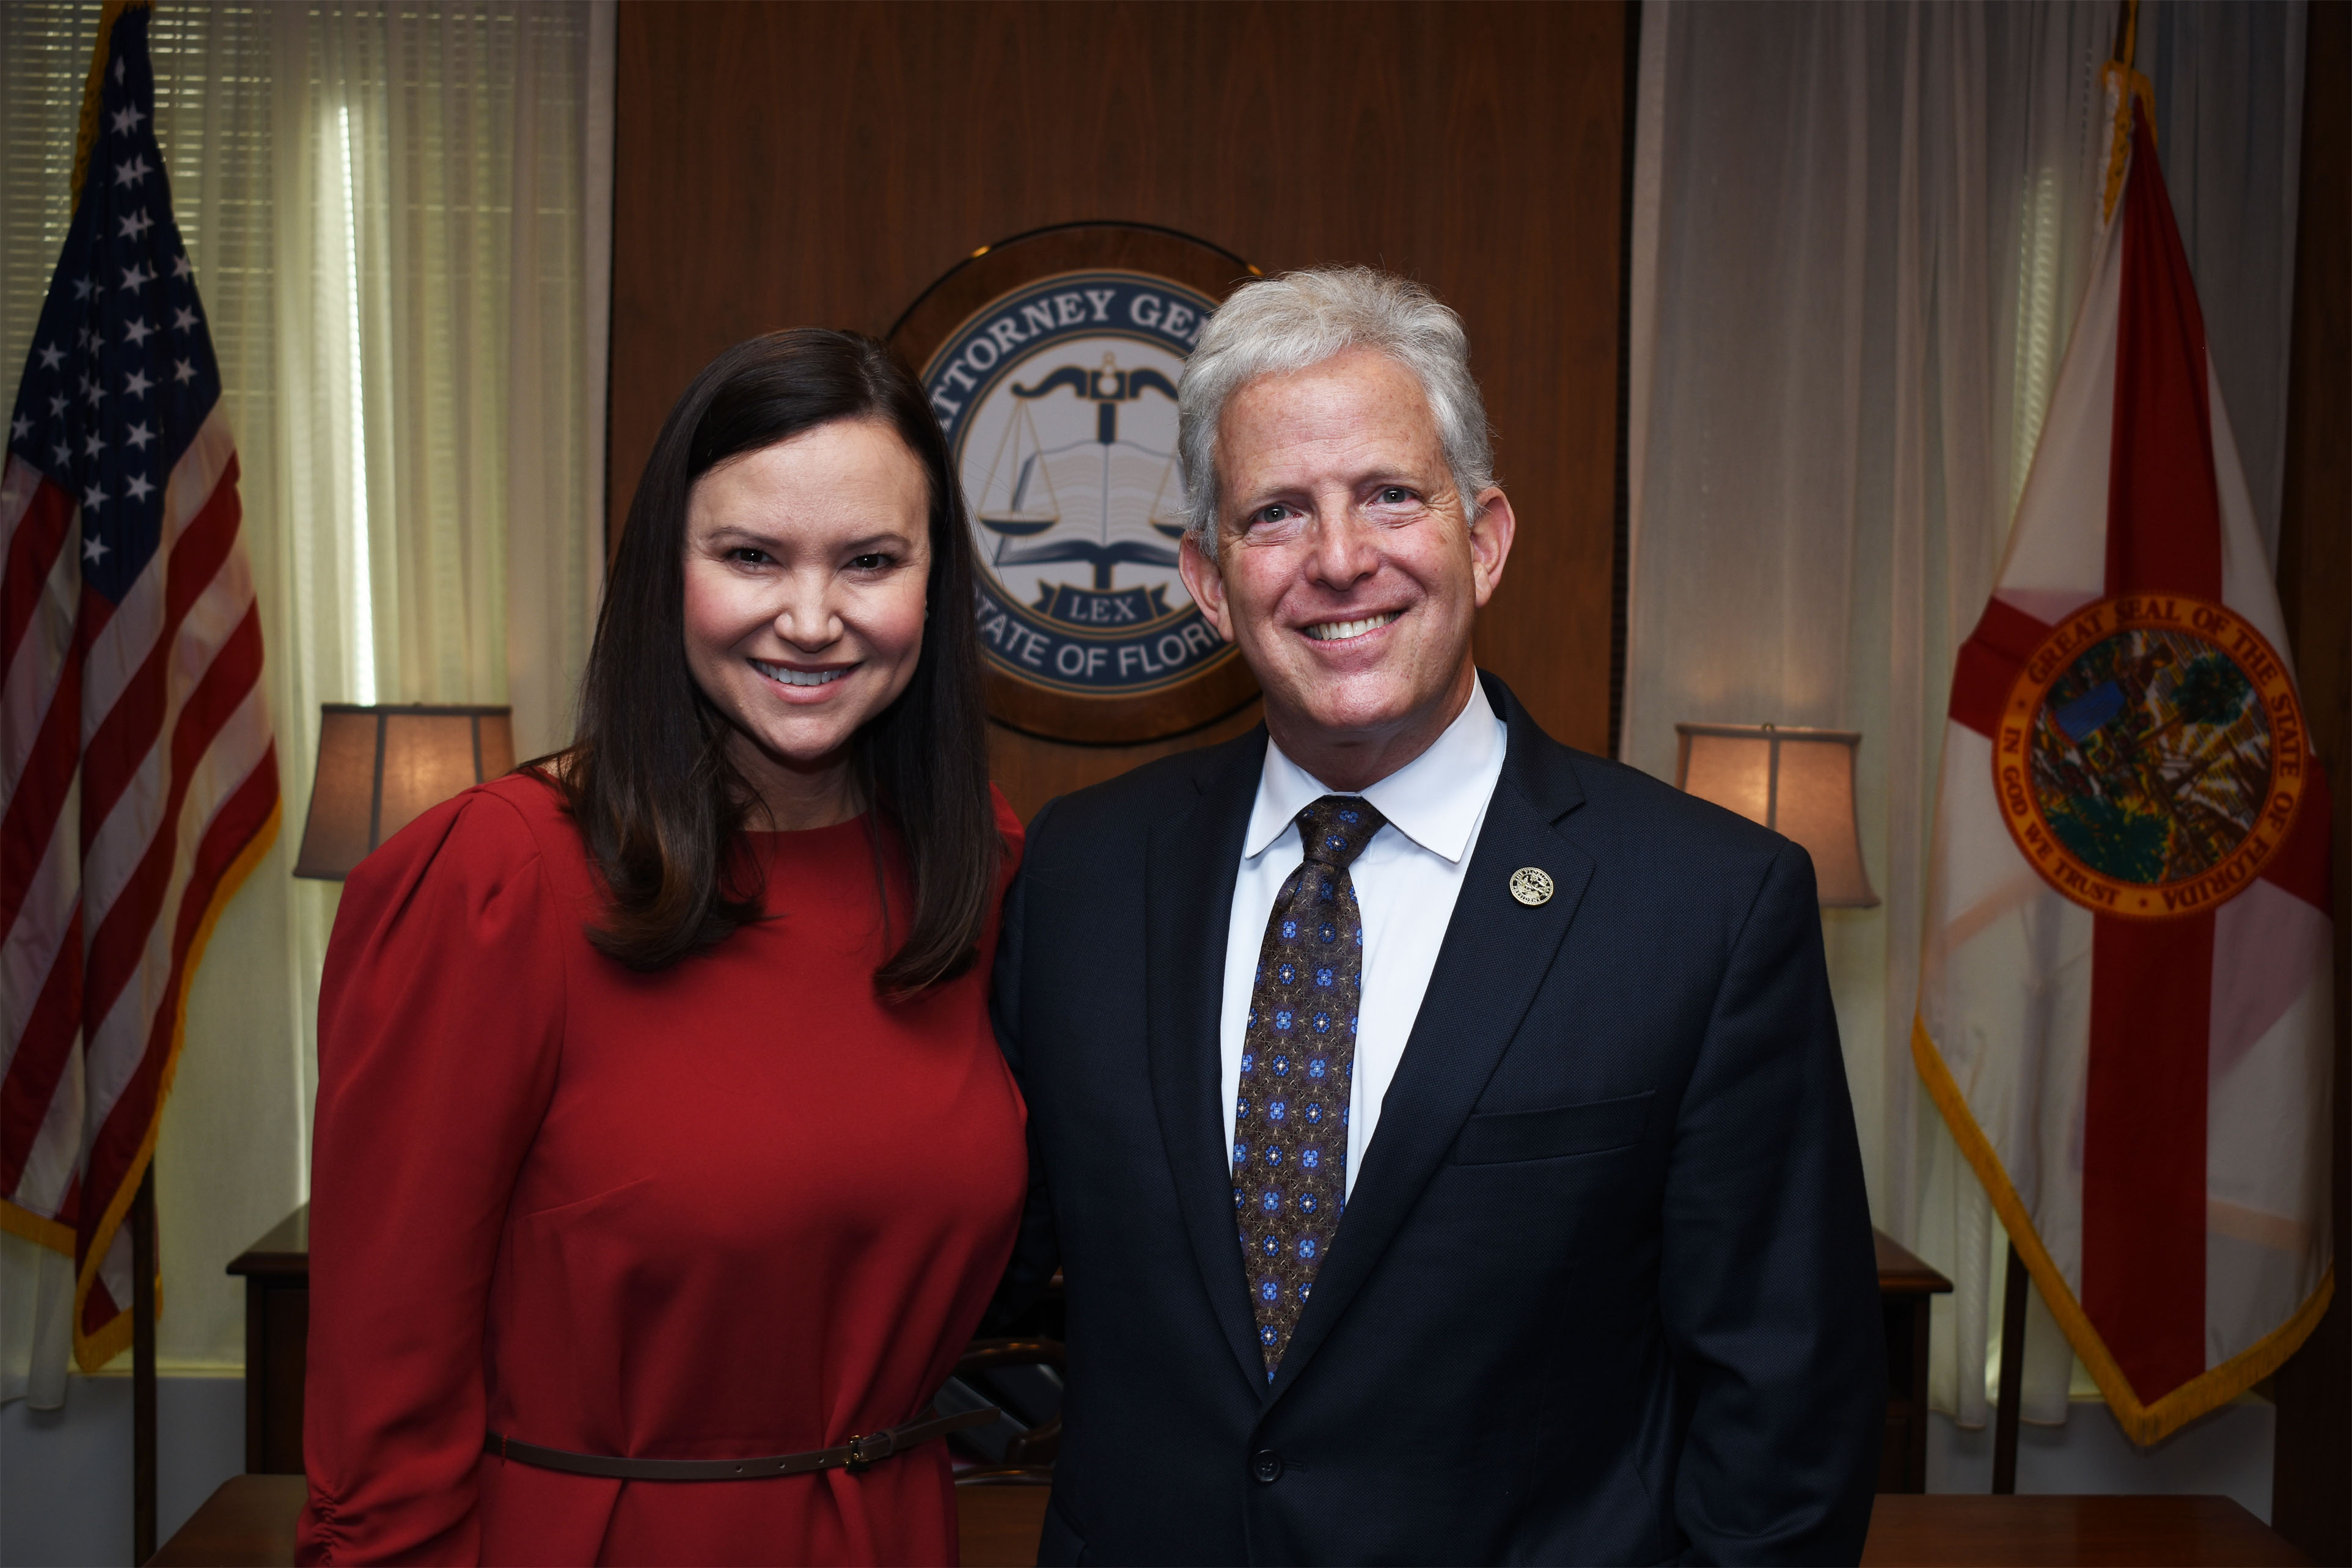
844, 1432, 873, 1471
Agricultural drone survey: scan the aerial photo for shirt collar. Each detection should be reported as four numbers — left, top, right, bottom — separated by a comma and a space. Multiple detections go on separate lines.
1243, 678, 1503, 864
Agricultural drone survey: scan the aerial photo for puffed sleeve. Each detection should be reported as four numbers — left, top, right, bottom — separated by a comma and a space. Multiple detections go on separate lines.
298, 788, 566, 1566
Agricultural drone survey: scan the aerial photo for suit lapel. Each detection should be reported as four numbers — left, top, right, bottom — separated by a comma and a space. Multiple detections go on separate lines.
1267, 679, 1594, 1402
1145, 730, 1270, 1393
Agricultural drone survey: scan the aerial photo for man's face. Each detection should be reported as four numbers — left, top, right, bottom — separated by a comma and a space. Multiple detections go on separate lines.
1179, 348, 1514, 786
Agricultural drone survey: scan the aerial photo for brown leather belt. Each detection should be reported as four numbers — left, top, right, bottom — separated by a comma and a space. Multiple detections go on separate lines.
483, 1404, 1000, 1482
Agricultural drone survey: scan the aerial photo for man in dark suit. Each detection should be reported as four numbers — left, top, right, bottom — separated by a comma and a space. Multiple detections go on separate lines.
989, 266, 1884, 1564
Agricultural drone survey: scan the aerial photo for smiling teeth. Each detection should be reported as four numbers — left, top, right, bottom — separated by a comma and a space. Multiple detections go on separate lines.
753, 660, 848, 687
1305, 612, 1401, 642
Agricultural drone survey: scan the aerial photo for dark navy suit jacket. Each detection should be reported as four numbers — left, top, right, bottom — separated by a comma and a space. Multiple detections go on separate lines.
989, 673, 1885, 1565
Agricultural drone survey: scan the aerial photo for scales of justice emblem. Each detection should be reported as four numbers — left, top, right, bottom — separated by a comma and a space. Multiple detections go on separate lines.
1994, 595, 2309, 919
920, 268, 1239, 724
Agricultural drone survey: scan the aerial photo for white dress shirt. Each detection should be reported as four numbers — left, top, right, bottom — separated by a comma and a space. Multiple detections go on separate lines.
1219, 680, 1509, 1196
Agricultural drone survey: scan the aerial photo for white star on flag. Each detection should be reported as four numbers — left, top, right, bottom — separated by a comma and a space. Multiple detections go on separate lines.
171, 307, 197, 332
109, 101, 144, 134
82, 431, 106, 458
114, 155, 152, 188
37, 343, 64, 370
120, 262, 152, 289
123, 472, 155, 503
123, 318, 153, 346
81, 484, 106, 512
47, 395, 67, 418
119, 209, 154, 240
123, 369, 152, 397
51, 442, 70, 466
173, 359, 196, 384
9, 413, 29, 441
125, 421, 155, 450
82, 533, 109, 563
71, 277, 93, 301
172, 253, 194, 279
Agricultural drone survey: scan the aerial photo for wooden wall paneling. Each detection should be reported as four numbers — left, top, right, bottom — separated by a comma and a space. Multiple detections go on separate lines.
611, 1, 1627, 821
2268, 0, 2350, 1558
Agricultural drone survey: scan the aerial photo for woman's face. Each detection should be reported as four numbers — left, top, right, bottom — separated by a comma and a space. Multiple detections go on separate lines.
681, 418, 933, 807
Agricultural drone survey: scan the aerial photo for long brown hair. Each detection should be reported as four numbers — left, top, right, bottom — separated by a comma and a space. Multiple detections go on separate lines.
561, 329, 997, 993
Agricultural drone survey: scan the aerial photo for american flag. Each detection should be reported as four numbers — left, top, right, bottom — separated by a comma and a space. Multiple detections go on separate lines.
1, 2, 280, 1371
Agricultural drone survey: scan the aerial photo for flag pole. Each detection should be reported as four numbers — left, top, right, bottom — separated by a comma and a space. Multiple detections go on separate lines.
1991, 1242, 2029, 1492
71, 5, 161, 1555
1990, 1, 2146, 1493
133, 1165, 157, 1561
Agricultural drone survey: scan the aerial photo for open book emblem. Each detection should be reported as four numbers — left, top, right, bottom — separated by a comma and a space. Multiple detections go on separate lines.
975, 351, 1188, 603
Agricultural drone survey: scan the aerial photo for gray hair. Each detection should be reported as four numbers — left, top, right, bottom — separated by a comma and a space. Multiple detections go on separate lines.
1176, 266, 1496, 555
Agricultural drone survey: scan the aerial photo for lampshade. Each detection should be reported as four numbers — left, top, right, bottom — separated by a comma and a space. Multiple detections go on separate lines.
293, 705, 516, 880
1673, 723, 1878, 908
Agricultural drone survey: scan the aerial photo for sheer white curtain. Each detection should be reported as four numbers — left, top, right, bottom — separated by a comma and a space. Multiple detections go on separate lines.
0, 0, 610, 1403
1622, 0, 2306, 1430
273, 2, 605, 749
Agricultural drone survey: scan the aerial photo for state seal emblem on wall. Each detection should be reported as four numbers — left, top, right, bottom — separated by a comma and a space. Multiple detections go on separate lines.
1994, 595, 2308, 919
890, 224, 1261, 742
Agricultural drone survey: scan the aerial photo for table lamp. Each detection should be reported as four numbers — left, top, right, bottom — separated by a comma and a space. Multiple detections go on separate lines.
1672, 722, 1878, 907
291, 704, 516, 880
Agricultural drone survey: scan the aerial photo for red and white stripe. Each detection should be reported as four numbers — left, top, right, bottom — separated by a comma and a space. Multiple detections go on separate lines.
0, 405, 279, 1368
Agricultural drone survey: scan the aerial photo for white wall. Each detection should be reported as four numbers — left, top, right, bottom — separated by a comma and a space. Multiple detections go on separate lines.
0, 1373, 245, 1567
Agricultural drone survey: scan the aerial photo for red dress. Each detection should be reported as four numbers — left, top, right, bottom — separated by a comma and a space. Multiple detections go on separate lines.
299, 772, 1027, 1566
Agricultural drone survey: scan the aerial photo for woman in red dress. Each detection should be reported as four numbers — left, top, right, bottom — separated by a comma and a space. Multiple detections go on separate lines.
299, 331, 1026, 1566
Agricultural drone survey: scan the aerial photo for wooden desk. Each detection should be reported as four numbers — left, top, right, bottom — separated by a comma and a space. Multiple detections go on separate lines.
1875, 1228, 1952, 1493
149, 1478, 2305, 1567
1863, 1495, 2307, 1566
225, 1204, 309, 1475
144, 1474, 302, 1566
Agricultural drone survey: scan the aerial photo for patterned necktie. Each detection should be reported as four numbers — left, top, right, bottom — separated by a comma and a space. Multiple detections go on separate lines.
1234, 794, 1387, 1379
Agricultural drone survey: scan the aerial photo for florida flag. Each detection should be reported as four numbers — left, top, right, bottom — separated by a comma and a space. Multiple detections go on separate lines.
1913, 72, 2333, 1446
1, 1, 280, 1370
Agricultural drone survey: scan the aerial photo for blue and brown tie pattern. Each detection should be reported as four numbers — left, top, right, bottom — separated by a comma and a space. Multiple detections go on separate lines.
1234, 794, 1386, 1378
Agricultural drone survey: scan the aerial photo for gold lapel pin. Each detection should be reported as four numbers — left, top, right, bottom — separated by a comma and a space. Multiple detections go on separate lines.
1509, 867, 1554, 907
